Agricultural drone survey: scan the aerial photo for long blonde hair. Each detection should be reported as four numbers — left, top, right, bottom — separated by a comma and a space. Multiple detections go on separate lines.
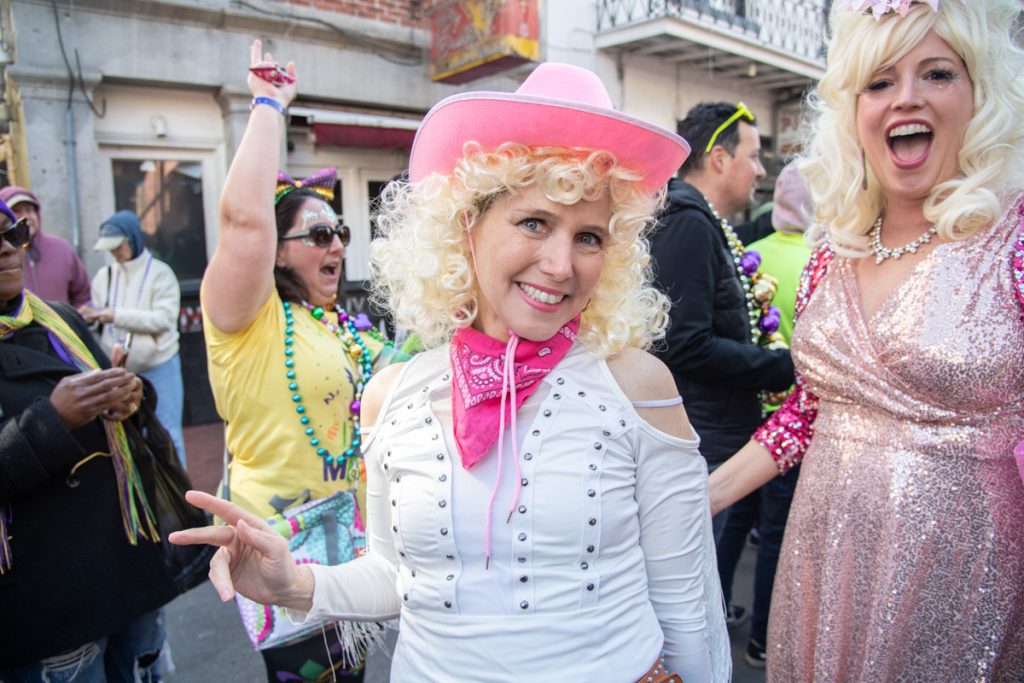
802, 0, 1024, 254
371, 143, 670, 357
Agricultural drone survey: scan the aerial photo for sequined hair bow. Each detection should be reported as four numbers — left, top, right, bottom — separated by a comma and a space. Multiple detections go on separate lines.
845, 0, 950, 20
275, 167, 337, 204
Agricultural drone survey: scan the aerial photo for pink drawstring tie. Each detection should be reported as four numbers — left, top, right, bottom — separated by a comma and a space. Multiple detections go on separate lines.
484, 332, 523, 568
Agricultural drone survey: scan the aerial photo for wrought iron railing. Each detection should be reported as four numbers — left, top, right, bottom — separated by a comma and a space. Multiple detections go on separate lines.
597, 0, 832, 65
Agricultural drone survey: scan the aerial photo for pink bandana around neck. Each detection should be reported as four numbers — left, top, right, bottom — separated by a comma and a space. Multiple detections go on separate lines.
450, 318, 580, 470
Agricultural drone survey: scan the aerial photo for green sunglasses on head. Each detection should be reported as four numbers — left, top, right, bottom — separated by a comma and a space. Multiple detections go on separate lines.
704, 102, 755, 154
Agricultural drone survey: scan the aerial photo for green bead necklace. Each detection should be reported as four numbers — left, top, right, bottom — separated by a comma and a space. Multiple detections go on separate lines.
282, 299, 381, 479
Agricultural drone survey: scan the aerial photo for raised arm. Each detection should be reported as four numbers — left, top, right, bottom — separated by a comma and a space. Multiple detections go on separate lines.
201, 40, 297, 334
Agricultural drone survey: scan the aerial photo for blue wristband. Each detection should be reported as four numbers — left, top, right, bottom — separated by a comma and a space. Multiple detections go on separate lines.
250, 96, 287, 117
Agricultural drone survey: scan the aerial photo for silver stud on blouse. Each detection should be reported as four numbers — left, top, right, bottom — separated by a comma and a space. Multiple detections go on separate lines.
586, 583, 594, 591
587, 489, 595, 497
587, 545, 594, 552
531, 429, 540, 436
438, 500, 447, 508
524, 453, 533, 461
440, 527, 448, 535
520, 601, 529, 609
581, 562, 589, 570
521, 477, 529, 486
598, 404, 606, 411
518, 505, 527, 514
436, 453, 444, 461
519, 575, 528, 583
439, 474, 447, 482
556, 378, 565, 385
444, 600, 452, 608
588, 464, 597, 471
594, 442, 602, 450
578, 391, 586, 397
518, 533, 527, 541
543, 409, 551, 417
447, 574, 454, 581
425, 416, 433, 424
588, 518, 597, 526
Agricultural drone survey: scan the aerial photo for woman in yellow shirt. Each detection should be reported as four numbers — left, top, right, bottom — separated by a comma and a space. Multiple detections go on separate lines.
200, 40, 385, 682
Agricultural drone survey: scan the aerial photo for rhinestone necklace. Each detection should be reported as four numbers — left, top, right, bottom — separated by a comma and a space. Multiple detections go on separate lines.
869, 216, 938, 265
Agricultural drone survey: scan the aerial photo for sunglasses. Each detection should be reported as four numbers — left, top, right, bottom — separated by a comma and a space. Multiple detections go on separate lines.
280, 223, 351, 248
704, 102, 755, 153
0, 217, 31, 249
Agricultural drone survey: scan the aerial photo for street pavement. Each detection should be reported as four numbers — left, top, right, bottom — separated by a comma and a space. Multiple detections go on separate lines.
169, 423, 766, 682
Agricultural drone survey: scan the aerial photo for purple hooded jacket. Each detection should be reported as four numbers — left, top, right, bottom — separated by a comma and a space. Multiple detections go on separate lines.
0, 185, 91, 307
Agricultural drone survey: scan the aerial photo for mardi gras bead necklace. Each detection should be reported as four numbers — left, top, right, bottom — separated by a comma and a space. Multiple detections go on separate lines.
282, 299, 389, 479
704, 198, 787, 349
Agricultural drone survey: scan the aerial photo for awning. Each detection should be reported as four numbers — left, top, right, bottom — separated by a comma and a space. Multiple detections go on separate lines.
290, 107, 420, 151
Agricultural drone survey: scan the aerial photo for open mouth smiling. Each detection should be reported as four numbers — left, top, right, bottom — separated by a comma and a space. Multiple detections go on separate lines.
887, 122, 934, 165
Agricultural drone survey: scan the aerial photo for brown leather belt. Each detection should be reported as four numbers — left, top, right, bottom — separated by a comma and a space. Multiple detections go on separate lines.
635, 656, 682, 683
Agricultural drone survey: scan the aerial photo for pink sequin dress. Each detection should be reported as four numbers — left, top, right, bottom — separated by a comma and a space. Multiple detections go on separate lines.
757, 202, 1024, 682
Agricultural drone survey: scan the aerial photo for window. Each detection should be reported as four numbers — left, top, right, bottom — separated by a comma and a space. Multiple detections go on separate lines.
111, 159, 207, 286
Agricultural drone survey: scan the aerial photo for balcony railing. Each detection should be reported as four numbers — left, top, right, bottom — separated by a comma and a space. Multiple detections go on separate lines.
597, 0, 832, 65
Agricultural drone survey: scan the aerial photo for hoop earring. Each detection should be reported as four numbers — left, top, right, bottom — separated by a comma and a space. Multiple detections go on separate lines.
861, 150, 869, 191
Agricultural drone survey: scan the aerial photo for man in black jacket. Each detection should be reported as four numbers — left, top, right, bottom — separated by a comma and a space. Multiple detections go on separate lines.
649, 102, 794, 633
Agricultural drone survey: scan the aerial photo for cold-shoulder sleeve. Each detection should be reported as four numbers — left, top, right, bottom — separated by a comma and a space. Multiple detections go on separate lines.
634, 422, 730, 682
752, 244, 833, 474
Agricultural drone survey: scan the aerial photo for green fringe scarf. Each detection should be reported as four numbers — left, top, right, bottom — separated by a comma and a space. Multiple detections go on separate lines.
0, 291, 158, 573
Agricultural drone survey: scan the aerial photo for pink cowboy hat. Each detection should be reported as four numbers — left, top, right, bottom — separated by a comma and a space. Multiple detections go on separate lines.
409, 62, 690, 192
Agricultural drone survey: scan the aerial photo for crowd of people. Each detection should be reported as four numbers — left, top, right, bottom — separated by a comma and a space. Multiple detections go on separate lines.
1, 0, 1022, 681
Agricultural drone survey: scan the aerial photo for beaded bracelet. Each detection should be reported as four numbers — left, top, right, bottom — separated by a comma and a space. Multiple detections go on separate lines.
250, 96, 287, 117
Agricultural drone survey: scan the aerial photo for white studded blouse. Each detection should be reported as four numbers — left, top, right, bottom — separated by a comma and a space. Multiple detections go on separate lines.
291, 344, 729, 682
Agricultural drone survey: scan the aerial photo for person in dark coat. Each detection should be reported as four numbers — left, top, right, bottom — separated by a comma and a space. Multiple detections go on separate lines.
0, 197, 177, 682
649, 102, 794, 629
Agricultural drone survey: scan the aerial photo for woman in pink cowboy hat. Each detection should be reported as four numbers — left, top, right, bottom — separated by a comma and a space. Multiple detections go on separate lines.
174, 40, 730, 683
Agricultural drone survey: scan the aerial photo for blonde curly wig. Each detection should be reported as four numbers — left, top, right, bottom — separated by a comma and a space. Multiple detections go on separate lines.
802, 0, 1024, 254
370, 143, 670, 357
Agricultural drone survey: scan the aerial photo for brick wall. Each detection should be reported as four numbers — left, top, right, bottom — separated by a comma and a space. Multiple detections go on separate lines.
273, 0, 427, 27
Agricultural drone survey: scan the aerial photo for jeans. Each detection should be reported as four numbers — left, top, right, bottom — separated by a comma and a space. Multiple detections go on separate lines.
715, 464, 801, 646
140, 354, 187, 469
0, 610, 165, 682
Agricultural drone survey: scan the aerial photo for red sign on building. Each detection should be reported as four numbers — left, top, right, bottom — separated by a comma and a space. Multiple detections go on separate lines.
429, 0, 540, 84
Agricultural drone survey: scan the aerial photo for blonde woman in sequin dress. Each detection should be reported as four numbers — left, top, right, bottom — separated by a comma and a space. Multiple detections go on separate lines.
709, 1, 1024, 681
